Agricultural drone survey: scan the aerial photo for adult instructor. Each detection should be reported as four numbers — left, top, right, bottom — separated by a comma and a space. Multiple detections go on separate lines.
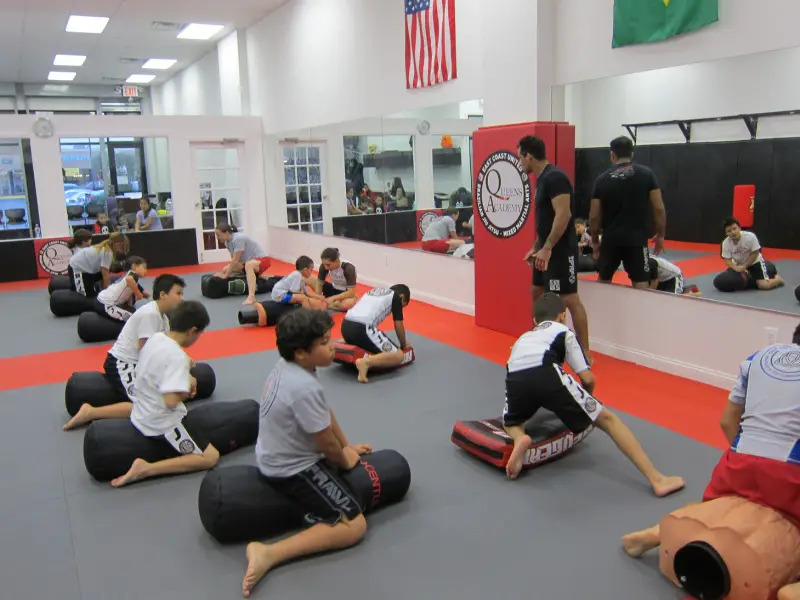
589, 136, 667, 288
519, 135, 591, 362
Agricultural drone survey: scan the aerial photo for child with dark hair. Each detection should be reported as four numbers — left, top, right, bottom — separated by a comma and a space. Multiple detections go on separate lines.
92, 212, 115, 234
63, 274, 186, 430
270, 256, 327, 309
111, 300, 216, 487
502, 292, 684, 498
94, 256, 150, 322
421, 208, 464, 253
243, 309, 371, 597
341, 284, 411, 383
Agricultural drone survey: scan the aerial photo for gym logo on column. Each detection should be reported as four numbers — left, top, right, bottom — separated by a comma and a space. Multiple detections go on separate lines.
418, 211, 438, 237
475, 151, 531, 238
38, 240, 72, 275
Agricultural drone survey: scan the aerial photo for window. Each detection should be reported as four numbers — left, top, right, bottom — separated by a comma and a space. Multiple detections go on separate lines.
343, 135, 416, 214
0, 139, 39, 240
284, 145, 323, 233
432, 135, 473, 208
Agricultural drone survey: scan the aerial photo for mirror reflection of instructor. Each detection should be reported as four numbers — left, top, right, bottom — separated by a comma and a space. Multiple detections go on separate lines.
519, 135, 591, 364
589, 136, 667, 289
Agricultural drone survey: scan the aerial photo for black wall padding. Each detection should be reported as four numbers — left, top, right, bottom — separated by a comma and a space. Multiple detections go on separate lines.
574, 139, 800, 249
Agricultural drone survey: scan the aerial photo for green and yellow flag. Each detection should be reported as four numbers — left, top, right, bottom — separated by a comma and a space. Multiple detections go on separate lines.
612, 0, 718, 48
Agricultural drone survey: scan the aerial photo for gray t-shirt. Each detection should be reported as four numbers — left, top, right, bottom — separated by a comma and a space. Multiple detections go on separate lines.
422, 215, 456, 241
226, 232, 265, 262
256, 359, 331, 477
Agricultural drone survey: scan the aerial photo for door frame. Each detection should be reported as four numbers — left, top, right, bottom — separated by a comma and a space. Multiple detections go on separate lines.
107, 140, 148, 197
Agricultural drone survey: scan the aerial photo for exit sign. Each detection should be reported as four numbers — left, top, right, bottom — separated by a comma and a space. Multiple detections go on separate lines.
122, 85, 139, 98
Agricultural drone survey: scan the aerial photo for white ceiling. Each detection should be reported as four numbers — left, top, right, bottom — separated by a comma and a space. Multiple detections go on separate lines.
0, 0, 289, 87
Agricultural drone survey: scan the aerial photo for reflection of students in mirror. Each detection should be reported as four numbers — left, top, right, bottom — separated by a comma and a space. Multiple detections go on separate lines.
346, 185, 362, 215
720, 218, 784, 291
422, 208, 465, 253
389, 177, 408, 210
135, 197, 163, 231
648, 256, 701, 296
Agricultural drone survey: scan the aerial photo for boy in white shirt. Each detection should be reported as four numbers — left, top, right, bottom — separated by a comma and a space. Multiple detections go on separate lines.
270, 255, 327, 309
721, 217, 784, 290
242, 310, 371, 597
93, 256, 150, 322
647, 256, 701, 296
111, 300, 218, 487
63, 274, 186, 430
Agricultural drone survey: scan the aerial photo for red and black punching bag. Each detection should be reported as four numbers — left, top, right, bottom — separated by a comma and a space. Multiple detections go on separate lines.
733, 185, 755, 228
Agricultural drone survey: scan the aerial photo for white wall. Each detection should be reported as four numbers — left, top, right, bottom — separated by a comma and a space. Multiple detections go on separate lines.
555, 0, 800, 85
150, 50, 223, 117
567, 46, 800, 147
245, 0, 484, 133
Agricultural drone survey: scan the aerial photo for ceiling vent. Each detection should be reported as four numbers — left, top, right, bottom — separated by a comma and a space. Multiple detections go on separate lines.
151, 21, 183, 32
102, 76, 127, 82
119, 57, 143, 65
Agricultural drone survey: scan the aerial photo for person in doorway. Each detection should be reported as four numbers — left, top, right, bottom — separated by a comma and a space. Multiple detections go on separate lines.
135, 196, 163, 232
720, 217, 785, 290
110, 300, 218, 488
647, 256, 701, 296
589, 136, 667, 289
68, 231, 129, 295
309, 248, 358, 311
214, 223, 273, 306
422, 208, 465, 253
518, 135, 591, 363
93, 256, 150, 322
503, 293, 685, 499
63, 274, 186, 430
270, 256, 327, 310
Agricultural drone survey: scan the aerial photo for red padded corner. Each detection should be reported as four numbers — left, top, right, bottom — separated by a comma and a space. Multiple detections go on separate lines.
332, 340, 415, 368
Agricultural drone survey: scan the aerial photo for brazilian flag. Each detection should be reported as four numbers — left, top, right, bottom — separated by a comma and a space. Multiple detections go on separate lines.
613, 0, 719, 48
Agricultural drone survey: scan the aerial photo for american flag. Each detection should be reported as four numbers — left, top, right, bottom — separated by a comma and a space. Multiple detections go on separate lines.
405, 0, 457, 89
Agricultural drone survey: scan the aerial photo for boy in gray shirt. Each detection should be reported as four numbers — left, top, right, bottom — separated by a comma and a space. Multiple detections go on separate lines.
243, 310, 372, 597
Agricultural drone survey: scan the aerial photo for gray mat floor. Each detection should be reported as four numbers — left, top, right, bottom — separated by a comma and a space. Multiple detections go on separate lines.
0, 323, 719, 599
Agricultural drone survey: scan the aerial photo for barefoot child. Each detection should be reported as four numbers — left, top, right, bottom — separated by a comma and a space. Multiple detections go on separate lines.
270, 256, 327, 310
111, 300, 217, 487
93, 256, 150, 322
341, 285, 411, 383
214, 223, 272, 306
503, 293, 685, 497
242, 310, 371, 597
63, 274, 186, 430
309, 247, 358, 311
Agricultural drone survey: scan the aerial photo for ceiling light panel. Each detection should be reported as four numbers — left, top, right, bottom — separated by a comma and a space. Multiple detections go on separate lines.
49, 71, 77, 81
177, 23, 224, 40
142, 59, 177, 70
54, 54, 87, 67
126, 74, 156, 84
65, 15, 109, 34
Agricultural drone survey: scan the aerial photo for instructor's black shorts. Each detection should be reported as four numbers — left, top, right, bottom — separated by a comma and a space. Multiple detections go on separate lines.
532, 249, 578, 295
503, 364, 602, 434
264, 460, 363, 526
598, 244, 651, 283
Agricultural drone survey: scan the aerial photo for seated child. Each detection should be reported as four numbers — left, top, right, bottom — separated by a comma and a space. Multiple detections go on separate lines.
242, 310, 371, 597
721, 217, 784, 291
270, 256, 327, 309
341, 284, 411, 383
575, 219, 597, 272
621, 325, 800, 565
63, 274, 186, 430
647, 256, 700, 296
503, 293, 685, 498
93, 256, 150, 322
309, 248, 358, 311
421, 208, 465, 253
92, 212, 115, 234
111, 300, 217, 487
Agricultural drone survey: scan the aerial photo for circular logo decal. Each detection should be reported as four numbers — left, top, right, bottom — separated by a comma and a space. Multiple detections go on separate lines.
382, 342, 394, 352
584, 398, 598, 413
368, 288, 392, 297
178, 439, 196, 455
418, 211, 438, 236
38, 240, 72, 275
759, 346, 800, 381
475, 151, 531, 238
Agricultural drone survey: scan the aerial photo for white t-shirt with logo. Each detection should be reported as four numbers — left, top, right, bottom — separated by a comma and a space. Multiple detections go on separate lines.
507, 321, 589, 375
130, 332, 191, 437
97, 270, 138, 306
721, 231, 762, 266
108, 301, 170, 364
69, 246, 114, 274
651, 256, 682, 282
422, 215, 456, 241
729, 344, 800, 463
271, 271, 304, 302
344, 288, 404, 328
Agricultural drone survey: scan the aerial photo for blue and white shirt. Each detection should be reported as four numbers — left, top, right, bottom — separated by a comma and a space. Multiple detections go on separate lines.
730, 344, 800, 464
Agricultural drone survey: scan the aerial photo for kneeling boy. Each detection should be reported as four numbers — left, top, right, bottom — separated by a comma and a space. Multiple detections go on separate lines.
340, 284, 411, 383
111, 300, 218, 487
503, 293, 685, 498
243, 310, 371, 597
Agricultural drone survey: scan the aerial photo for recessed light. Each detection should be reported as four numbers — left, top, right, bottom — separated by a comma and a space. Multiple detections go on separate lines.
142, 59, 177, 70
177, 23, 224, 40
126, 74, 156, 84
48, 71, 77, 81
54, 54, 87, 67
65, 15, 109, 34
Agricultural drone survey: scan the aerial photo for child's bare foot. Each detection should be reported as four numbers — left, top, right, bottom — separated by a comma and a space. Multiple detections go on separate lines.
355, 358, 370, 384
621, 526, 660, 558
778, 582, 800, 600
242, 542, 277, 597
242, 297, 256, 306
652, 475, 685, 498
110, 458, 150, 488
63, 403, 94, 430
505, 434, 532, 480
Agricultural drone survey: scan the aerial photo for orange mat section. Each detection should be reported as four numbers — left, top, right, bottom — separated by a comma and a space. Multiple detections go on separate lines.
0, 259, 730, 450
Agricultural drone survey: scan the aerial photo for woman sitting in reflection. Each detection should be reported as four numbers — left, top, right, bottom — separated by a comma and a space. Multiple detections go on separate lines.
345, 185, 363, 215
648, 256, 701, 297
389, 177, 409, 210
135, 197, 163, 232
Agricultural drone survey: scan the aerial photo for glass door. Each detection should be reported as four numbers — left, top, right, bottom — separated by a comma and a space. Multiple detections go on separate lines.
282, 143, 325, 233
191, 143, 244, 263
108, 141, 147, 196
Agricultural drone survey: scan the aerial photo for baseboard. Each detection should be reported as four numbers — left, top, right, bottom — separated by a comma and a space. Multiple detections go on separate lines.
590, 338, 737, 390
